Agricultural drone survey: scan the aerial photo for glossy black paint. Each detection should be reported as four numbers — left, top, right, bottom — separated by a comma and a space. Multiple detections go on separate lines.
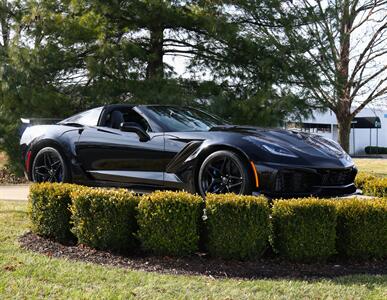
20, 104, 357, 197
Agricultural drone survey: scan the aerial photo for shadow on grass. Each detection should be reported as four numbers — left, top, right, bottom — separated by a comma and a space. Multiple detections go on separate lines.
0, 210, 28, 216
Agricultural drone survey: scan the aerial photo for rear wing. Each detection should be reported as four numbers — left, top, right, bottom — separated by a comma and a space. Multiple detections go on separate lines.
19, 118, 62, 137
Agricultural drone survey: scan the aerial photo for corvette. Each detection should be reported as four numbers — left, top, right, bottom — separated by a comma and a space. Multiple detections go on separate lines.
20, 104, 357, 197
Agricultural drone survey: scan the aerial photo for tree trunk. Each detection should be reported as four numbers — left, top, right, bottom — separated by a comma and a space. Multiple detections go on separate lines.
0, 0, 9, 49
146, 27, 164, 80
335, 0, 353, 153
337, 114, 352, 153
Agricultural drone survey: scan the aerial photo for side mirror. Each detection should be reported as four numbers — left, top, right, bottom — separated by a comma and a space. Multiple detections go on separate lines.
120, 122, 150, 142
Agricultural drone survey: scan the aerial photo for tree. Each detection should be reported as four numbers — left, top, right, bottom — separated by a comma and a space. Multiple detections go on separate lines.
187, 0, 316, 126
0, 0, 81, 173
0, 0, 24, 174
243, 0, 387, 152
34, 0, 236, 93
22, 0, 312, 122
0, 0, 319, 172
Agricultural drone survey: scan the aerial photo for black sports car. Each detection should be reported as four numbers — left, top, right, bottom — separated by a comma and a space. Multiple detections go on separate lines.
20, 104, 357, 197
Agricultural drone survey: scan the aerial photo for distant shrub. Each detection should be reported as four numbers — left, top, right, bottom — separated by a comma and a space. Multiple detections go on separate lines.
29, 183, 78, 242
363, 178, 387, 197
335, 198, 387, 259
137, 191, 203, 256
71, 188, 139, 252
365, 146, 387, 155
355, 172, 377, 191
205, 194, 270, 260
271, 198, 337, 262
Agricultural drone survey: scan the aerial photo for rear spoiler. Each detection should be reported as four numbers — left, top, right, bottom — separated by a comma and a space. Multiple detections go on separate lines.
19, 118, 62, 137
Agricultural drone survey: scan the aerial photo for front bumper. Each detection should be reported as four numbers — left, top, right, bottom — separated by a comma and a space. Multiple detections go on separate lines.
255, 162, 357, 198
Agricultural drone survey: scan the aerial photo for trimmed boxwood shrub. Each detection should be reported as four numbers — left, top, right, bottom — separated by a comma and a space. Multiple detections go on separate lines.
335, 198, 387, 259
28, 183, 78, 242
365, 146, 387, 154
205, 194, 270, 260
137, 191, 203, 256
271, 198, 337, 262
29, 182, 387, 262
363, 177, 387, 197
71, 188, 139, 252
355, 172, 377, 191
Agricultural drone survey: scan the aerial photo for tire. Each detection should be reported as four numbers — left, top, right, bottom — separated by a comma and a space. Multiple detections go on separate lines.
197, 150, 253, 197
31, 147, 71, 183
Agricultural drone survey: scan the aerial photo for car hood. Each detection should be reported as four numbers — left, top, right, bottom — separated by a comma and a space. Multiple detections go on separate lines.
210, 125, 349, 160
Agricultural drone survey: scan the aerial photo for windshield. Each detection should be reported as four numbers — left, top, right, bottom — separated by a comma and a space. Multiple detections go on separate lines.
59, 107, 103, 126
145, 106, 226, 132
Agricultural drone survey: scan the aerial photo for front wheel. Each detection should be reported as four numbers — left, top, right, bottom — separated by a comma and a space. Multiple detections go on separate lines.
31, 147, 70, 183
197, 150, 253, 197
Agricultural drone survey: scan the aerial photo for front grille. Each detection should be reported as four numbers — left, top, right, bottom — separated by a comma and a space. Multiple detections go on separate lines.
274, 167, 356, 194
318, 168, 356, 186
274, 170, 318, 193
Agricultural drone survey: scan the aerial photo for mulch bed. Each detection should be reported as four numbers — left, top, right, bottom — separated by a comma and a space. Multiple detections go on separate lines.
0, 168, 28, 184
19, 232, 387, 280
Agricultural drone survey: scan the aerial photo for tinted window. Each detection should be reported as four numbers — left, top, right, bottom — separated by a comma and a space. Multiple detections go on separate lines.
145, 106, 226, 132
104, 108, 151, 132
59, 107, 103, 126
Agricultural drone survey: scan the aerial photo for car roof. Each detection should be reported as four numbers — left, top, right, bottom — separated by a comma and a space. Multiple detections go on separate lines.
104, 104, 136, 110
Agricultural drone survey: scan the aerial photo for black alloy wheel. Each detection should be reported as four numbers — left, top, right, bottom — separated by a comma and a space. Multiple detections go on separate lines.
32, 147, 68, 183
198, 150, 252, 197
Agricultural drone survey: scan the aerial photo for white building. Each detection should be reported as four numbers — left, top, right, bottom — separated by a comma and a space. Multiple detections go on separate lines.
286, 107, 387, 155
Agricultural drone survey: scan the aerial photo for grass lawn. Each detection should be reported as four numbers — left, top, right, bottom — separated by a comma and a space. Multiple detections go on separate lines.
353, 158, 387, 177
0, 201, 387, 299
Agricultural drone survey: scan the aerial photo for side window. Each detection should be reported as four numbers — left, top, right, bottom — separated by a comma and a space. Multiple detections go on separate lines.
123, 110, 151, 132
105, 109, 151, 132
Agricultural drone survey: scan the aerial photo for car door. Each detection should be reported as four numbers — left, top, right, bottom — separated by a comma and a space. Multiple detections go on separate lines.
76, 126, 166, 187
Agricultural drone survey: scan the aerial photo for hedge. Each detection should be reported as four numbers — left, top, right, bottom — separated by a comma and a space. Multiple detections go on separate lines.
137, 191, 203, 256
28, 182, 387, 262
363, 177, 387, 197
271, 198, 337, 262
365, 146, 387, 154
205, 194, 270, 260
29, 183, 79, 242
335, 198, 387, 259
71, 188, 139, 252
354, 171, 377, 191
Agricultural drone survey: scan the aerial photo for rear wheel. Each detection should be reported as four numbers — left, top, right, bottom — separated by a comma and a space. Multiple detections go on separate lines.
198, 150, 252, 197
31, 147, 70, 183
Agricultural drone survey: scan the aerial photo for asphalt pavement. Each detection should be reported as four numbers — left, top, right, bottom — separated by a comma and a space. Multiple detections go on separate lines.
0, 184, 30, 201
0, 184, 149, 201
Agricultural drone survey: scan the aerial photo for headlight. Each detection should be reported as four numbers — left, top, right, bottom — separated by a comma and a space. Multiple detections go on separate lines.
261, 144, 299, 158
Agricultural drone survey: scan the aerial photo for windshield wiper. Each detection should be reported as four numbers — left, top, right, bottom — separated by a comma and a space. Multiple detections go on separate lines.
209, 125, 239, 131
209, 125, 255, 132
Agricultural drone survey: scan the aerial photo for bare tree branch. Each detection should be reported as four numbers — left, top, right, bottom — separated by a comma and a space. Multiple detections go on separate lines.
352, 79, 387, 116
